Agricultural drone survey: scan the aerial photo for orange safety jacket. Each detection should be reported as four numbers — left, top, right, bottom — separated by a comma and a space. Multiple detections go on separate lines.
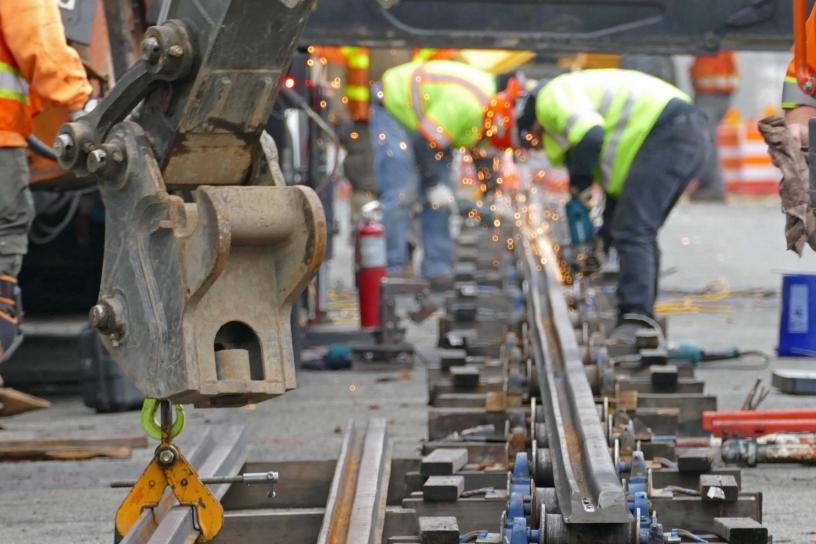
311, 46, 371, 122
0, 0, 91, 147
690, 51, 739, 94
783, 6, 816, 110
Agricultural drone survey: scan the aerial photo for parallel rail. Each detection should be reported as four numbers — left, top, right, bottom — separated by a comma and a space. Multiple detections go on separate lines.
520, 208, 632, 537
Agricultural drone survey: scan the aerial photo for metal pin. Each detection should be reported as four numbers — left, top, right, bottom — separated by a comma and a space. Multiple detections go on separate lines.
110, 471, 279, 489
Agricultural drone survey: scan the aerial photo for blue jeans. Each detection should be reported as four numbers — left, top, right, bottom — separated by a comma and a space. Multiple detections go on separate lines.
369, 102, 453, 279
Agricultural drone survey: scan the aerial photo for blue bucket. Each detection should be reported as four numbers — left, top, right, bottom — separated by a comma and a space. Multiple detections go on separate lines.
778, 274, 816, 357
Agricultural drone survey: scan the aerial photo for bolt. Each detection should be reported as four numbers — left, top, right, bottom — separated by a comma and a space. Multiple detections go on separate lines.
86, 148, 108, 174
141, 36, 161, 64
89, 302, 113, 332
157, 448, 176, 465
167, 44, 184, 58
806, 81, 815, 94
53, 133, 74, 160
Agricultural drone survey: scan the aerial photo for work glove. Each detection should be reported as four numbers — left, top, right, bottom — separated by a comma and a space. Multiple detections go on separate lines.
569, 185, 593, 209
426, 183, 456, 213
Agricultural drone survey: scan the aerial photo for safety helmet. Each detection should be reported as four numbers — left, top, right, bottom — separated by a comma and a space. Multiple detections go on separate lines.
484, 77, 523, 151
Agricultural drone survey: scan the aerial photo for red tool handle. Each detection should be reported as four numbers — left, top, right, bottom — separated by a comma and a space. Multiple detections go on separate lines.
706, 419, 816, 438
703, 409, 816, 428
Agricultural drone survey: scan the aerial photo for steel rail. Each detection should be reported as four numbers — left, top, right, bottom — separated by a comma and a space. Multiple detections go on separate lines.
519, 201, 631, 532
317, 418, 391, 544
118, 425, 249, 544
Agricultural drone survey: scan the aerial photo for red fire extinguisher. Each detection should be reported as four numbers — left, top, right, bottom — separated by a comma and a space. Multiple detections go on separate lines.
357, 219, 387, 328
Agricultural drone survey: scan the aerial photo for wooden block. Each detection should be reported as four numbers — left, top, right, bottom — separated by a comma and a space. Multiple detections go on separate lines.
0, 434, 147, 461
634, 407, 679, 436
651, 467, 741, 490
636, 394, 717, 435
418, 516, 459, 544
450, 365, 480, 389
423, 475, 464, 502
618, 389, 638, 411
700, 474, 739, 503
640, 349, 668, 366
440, 351, 467, 371
484, 392, 506, 413
0, 388, 50, 417
649, 364, 679, 388
651, 495, 761, 535
636, 329, 661, 350
407, 494, 506, 534
677, 448, 714, 472
712, 517, 768, 543
474, 535, 502, 543
421, 448, 468, 476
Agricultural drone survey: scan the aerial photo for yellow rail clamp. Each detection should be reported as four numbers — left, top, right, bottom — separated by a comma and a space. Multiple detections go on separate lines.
118, 400, 222, 541
115, 443, 224, 541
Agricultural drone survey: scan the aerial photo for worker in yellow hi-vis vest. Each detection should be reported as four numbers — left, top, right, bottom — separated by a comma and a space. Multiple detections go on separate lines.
370, 60, 496, 290
486, 69, 710, 339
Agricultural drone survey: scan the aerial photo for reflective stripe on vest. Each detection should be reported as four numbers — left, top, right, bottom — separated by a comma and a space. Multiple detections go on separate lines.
0, 63, 29, 104
410, 64, 490, 148
601, 90, 638, 188
346, 85, 370, 102
694, 75, 739, 93
782, 76, 816, 109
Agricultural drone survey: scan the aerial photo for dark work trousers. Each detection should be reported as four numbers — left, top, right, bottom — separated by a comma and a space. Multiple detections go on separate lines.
602, 109, 711, 320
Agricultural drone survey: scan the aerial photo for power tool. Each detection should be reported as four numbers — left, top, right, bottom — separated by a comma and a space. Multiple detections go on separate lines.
565, 198, 594, 246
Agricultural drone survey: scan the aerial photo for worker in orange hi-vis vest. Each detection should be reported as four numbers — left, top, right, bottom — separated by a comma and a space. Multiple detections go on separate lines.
311, 46, 379, 224
689, 51, 740, 201
783, 5, 816, 148
0, 0, 91, 362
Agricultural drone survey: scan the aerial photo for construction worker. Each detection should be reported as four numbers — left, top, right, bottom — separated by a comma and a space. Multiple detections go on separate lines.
370, 60, 496, 289
0, 0, 92, 360
488, 70, 710, 335
689, 51, 740, 201
783, 6, 816, 148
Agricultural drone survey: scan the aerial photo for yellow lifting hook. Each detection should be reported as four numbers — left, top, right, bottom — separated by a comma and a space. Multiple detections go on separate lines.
115, 399, 223, 542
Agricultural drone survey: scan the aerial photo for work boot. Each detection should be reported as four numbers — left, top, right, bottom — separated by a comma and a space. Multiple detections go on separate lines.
608, 313, 662, 348
0, 275, 23, 364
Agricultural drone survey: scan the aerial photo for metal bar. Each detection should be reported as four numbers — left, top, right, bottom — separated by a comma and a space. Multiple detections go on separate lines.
119, 425, 249, 544
111, 471, 278, 489
520, 199, 631, 531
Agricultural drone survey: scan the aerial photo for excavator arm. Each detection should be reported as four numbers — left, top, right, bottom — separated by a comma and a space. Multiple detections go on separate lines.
54, 0, 326, 407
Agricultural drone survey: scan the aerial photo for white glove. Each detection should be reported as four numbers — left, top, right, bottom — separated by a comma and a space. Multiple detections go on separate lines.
427, 183, 455, 212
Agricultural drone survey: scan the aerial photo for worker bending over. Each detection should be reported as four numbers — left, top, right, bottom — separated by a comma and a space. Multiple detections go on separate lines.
370, 60, 496, 290
0, 0, 91, 360
492, 70, 710, 337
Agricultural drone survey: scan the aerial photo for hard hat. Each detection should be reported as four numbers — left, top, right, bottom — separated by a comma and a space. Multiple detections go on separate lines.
484, 77, 523, 151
